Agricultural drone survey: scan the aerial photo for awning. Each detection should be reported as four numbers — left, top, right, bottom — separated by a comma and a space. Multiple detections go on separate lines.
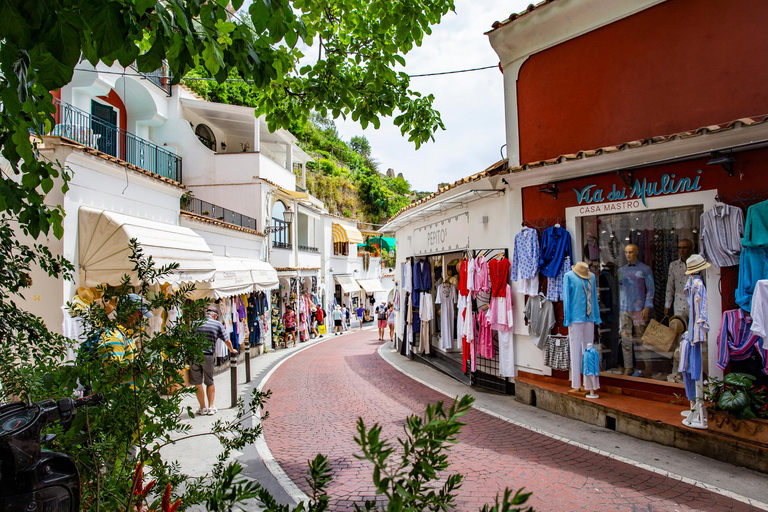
356, 278, 387, 294
241, 258, 279, 291
78, 207, 215, 287
334, 274, 361, 293
332, 223, 364, 244
366, 236, 395, 252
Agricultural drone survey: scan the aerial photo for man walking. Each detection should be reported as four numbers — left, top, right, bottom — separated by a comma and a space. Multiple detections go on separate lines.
375, 301, 388, 341
191, 307, 237, 416
356, 304, 365, 330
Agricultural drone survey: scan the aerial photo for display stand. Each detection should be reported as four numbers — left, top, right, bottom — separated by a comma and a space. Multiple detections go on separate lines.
682, 382, 708, 429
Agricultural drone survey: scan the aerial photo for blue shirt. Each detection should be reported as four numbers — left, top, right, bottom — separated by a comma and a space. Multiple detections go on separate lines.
618, 261, 654, 311
582, 345, 600, 376
736, 247, 768, 312
539, 226, 572, 278
562, 271, 601, 326
511, 228, 540, 281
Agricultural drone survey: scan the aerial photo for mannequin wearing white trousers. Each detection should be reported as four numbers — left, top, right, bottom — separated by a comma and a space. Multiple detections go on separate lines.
569, 322, 593, 389
562, 264, 601, 392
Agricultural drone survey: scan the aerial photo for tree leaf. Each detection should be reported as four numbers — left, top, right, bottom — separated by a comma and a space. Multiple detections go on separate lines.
134, 0, 156, 15
719, 389, 750, 413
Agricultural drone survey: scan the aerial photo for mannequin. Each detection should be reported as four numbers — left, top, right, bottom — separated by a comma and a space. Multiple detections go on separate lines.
679, 254, 710, 429
582, 343, 600, 398
563, 261, 601, 393
618, 243, 654, 376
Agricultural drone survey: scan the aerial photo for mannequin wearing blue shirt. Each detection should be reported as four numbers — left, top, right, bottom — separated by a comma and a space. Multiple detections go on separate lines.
618, 244, 655, 376
563, 262, 601, 391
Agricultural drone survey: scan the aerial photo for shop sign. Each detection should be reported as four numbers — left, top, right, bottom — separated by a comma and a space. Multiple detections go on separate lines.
574, 170, 702, 207
413, 212, 470, 256
577, 199, 645, 215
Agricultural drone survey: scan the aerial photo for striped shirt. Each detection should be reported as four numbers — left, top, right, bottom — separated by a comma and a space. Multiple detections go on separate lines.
97, 327, 137, 387
196, 317, 227, 354
718, 308, 767, 373
684, 275, 709, 345
700, 204, 743, 267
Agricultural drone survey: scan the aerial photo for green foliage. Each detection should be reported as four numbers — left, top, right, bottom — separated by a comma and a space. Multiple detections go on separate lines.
350, 136, 371, 157
706, 373, 768, 420
353, 394, 532, 511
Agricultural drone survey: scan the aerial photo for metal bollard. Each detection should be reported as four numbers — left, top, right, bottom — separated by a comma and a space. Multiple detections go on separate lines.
230, 352, 238, 409
244, 340, 251, 383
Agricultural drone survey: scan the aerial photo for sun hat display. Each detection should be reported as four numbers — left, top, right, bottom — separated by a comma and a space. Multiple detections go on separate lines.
668, 315, 688, 336
685, 254, 711, 275
571, 261, 591, 279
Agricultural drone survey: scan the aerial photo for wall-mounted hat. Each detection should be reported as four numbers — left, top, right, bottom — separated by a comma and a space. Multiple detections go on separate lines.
571, 261, 591, 279
685, 254, 711, 275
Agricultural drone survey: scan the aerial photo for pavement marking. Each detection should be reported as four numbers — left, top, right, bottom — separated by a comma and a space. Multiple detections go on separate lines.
378, 344, 768, 512
253, 328, 376, 505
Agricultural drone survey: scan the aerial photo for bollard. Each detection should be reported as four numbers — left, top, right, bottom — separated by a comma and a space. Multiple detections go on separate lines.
244, 340, 251, 383
230, 352, 238, 409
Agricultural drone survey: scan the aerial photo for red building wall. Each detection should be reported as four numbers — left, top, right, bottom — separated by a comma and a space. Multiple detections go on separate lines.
516, 0, 768, 164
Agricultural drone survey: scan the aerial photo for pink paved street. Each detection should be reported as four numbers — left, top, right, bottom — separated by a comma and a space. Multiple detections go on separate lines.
262, 330, 755, 511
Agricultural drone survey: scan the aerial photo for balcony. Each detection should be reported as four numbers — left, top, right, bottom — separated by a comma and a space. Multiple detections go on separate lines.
47, 99, 181, 182
129, 63, 172, 96
181, 197, 258, 231
299, 245, 319, 253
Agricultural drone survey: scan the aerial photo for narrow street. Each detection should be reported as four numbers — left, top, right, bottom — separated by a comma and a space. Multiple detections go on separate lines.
260, 329, 765, 511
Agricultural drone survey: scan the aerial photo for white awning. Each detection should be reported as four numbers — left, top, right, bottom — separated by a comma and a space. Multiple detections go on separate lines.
334, 274, 361, 294
190, 257, 279, 299
356, 278, 386, 294
78, 207, 215, 287
241, 258, 279, 291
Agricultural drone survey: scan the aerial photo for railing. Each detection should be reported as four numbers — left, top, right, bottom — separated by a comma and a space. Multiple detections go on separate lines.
272, 241, 292, 249
129, 63, 172, 96
299, 245, 319, 253
182, 197, 258, 231
47, 99, 181, 182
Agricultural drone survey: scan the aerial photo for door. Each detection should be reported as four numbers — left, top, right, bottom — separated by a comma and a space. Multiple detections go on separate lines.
91, 100, 118, 157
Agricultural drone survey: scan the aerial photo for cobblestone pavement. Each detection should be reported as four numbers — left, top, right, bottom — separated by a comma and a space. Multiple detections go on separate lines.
261, 331, 760, 511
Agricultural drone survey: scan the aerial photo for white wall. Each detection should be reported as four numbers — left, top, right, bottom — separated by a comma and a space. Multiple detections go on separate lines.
180, 217, 264, 259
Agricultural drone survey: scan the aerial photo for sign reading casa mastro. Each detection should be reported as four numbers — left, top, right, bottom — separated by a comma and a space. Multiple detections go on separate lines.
413, 212, 470, 256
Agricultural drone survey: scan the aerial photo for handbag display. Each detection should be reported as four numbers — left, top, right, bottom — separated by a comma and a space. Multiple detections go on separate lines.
642, 317, 678, 354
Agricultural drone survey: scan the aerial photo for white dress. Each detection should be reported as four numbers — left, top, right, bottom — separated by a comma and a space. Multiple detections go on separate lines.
435, 283, 457, 349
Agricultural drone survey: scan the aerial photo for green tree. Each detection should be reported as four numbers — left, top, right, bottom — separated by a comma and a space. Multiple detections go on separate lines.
349, 135, 372, 157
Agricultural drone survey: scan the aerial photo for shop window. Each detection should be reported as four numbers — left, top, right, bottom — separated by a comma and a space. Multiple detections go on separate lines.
334, 241, 349, 256
580, 205, 703, 383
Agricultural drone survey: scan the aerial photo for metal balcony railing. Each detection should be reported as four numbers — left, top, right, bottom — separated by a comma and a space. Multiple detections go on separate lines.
47, 99, 181, 182
272, 241, 292, 249
129, 63, 172, 96
181, 197, 258, 231
299, 245, 319, 253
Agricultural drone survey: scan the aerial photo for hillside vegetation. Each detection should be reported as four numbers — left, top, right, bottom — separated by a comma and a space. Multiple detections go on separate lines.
183, 72, 422, 225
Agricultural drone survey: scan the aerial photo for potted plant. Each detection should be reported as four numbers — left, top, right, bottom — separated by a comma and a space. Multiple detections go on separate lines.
705, 373, 768, 445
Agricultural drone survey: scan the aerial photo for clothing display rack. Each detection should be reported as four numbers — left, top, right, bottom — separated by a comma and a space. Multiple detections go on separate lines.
522, 216, 565, 233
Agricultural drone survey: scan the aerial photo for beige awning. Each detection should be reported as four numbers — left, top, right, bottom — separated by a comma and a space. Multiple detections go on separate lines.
78, 207, 215, 287
241, 258, 279, 291
334, 274, 361, 294
332, 223, 364, 244
356, 278, 386, 294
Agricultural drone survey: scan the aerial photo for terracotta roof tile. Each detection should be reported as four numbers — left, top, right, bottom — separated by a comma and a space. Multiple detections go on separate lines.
489, 0, 557, 32
387, 113, 768, 222
180, 211, 266, 237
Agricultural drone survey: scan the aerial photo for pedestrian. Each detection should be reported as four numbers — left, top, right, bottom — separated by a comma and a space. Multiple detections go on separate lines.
387, 302, 396, 341
310, 306, 319, 339
191, 307, 237, 416
356, 304, 365, 330
316, 306, 325, 338
376, 301, 387, 340
283, 305, 297, 347
333, 306, 343, 335
341, 305, 349, 331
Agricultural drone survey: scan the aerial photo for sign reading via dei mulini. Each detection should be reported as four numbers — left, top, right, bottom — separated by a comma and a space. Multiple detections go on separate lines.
413, 212, 470, 256
573, 170, 703, 207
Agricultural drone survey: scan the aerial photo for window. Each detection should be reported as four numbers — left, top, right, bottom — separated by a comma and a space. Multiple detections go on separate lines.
334, 241, 349, 256
271, 200, 291, 248
195, 123, 216, 151
580, 205, 703, 383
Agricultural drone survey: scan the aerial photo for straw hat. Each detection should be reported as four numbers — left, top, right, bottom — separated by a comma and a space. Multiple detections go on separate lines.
668, 315, 687, 336
685, 254, 711, 275
571, 261, 591, 279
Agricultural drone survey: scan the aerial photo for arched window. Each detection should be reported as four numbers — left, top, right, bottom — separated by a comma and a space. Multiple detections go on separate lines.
195, 123, 216, 151
271, 200, 291, 248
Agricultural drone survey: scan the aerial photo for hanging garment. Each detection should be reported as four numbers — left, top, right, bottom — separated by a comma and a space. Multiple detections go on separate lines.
562, 271, 601, 326
418, 320, 431, 354
460, 301, 476, 372
473, 255, 490, 295
737, 247, 768, 312
679, 274, 708, 401
568, 322, 594, 389
539, 226, 572, 278
546, 255, 571, 302
458, 258, 470, 296
435, 282, 457, 349
477, 310, 494, 359
524, 294, 555, 350
741, 199, 768, 248
402, 260, 413, 295
511, 228, 540, 288
419, 292, 434, 322
618, 260, 654, 312
750, 280, 768, 342
582, 344, 601, 391
466, 257, 476, 295
489, 284, 514, 331
700, 204, 743, 267
718, 308, 768, 374
413, 259, 432, 292
544, 335, 571, 371
489, 256, 511, 297
498, 330, 515, 377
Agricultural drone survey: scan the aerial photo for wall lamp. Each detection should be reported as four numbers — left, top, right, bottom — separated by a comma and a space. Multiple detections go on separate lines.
538, 183, 559, 200
707, 151, 735, 177
264, 208, 294, 234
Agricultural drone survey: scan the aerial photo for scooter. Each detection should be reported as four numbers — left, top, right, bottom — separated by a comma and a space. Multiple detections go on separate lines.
0, 394, 101, 512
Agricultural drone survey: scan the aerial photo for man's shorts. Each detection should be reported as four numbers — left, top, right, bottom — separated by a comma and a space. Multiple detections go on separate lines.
189, 353, 215, 386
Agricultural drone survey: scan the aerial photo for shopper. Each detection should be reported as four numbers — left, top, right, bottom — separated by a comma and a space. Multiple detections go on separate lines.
387, 302, 396, 341
356, 304, 365, 330
333, 306, 343, 335
316, 306, 325, 338
376, 301, 387, 340
283, 305, 297, 347
341, 305, 349, 331
191, 307, 237, 416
